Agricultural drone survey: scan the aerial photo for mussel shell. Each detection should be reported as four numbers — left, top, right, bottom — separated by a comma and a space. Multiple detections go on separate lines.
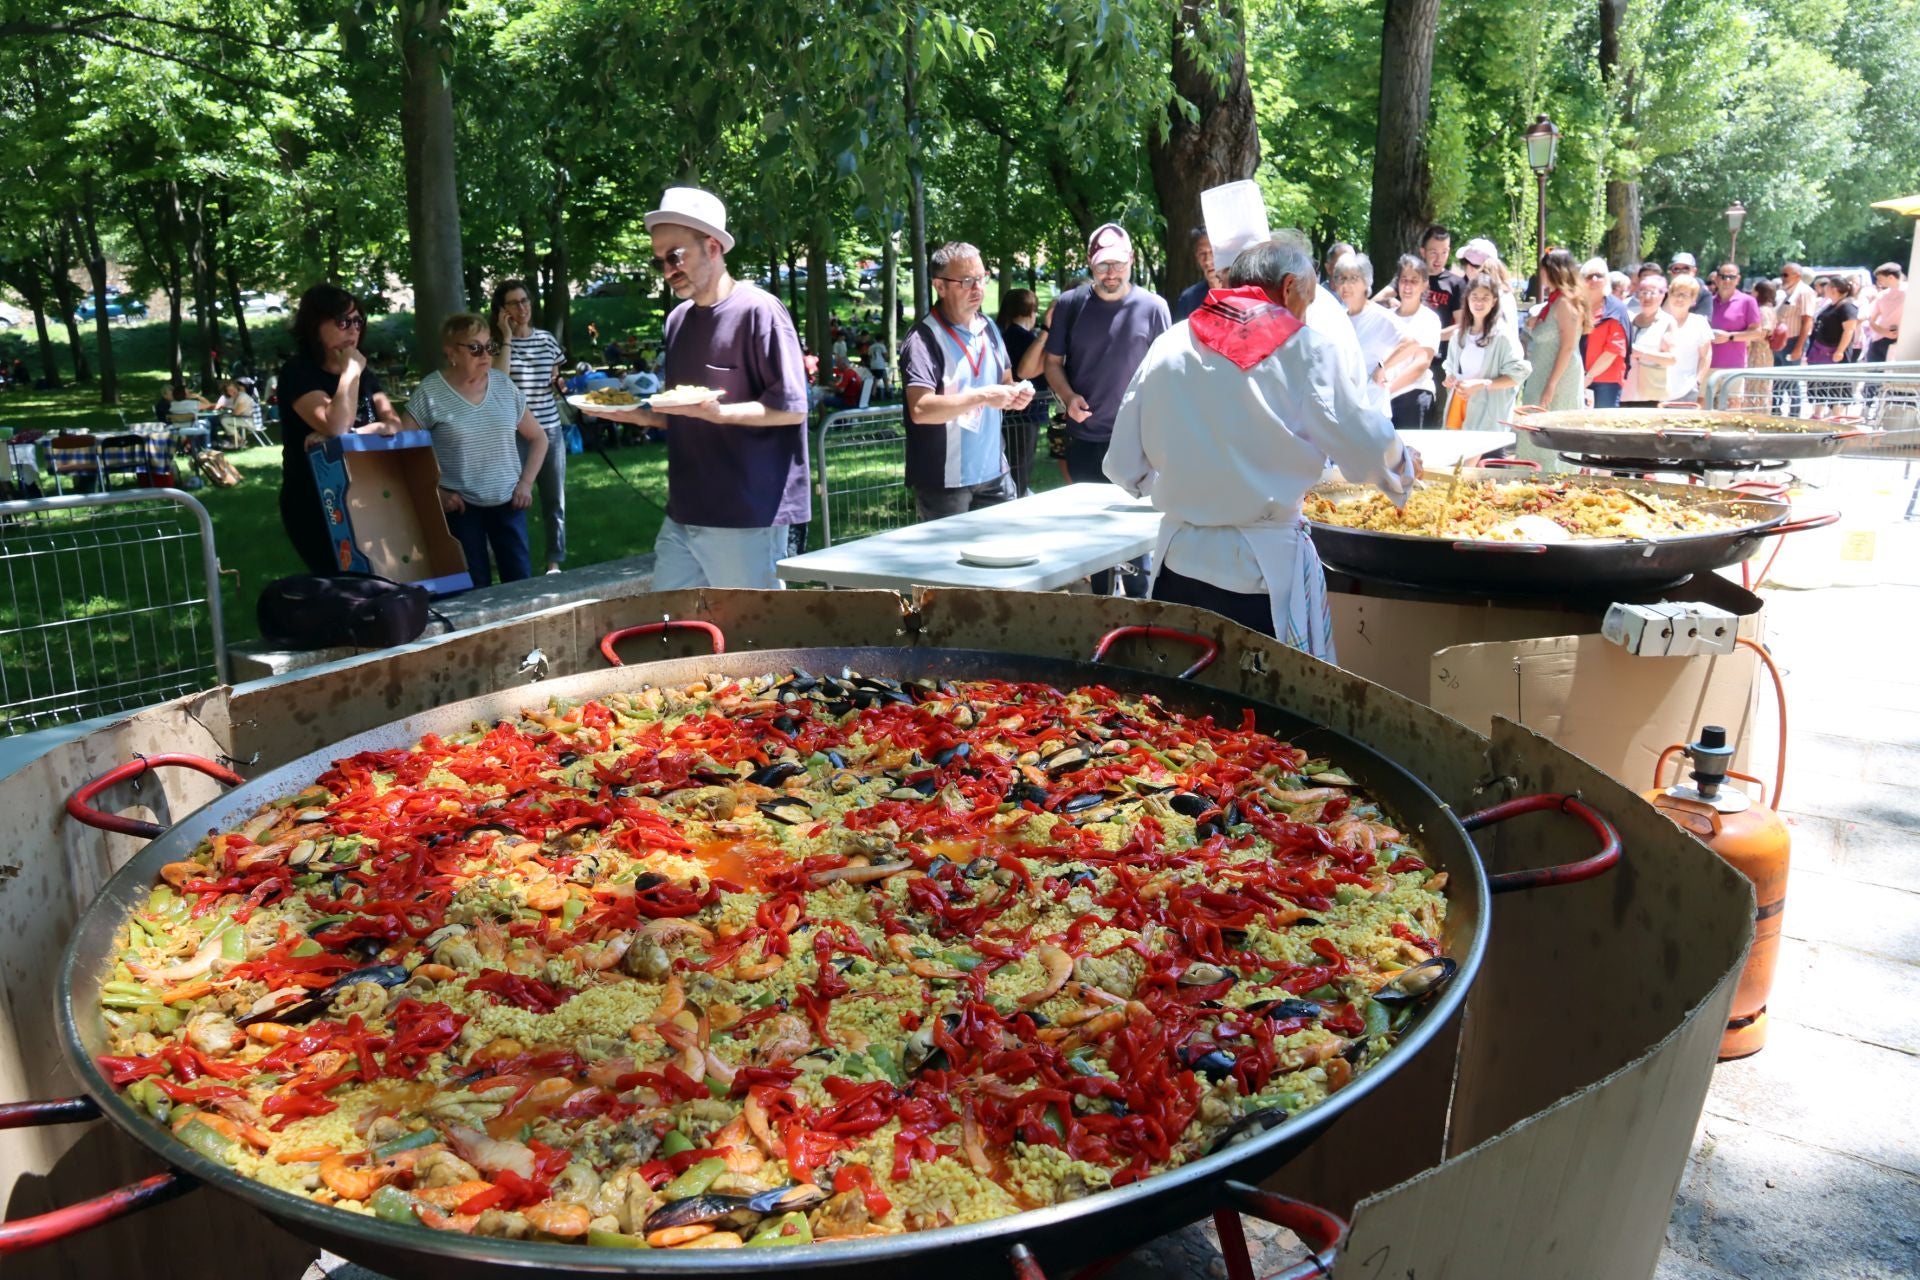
823, 700, 854, 717
1007, 781, 1050, 807
1371, 956, 1458, 1006
749, 760, 808, 787
1250, 998, 1323, 1021
1039, 745, 1092, 775
1057, 791, 1110, 815
1179, 1046, 1237, 1080
779, 670, 819, 691
1169, 792, 1214, 818
1177, 962, 1234, 987
758, 798, 815, 825
932, 742, 972, 766
904, 1013, 961, 1075
1206, 1104, 1290, 1155
238, 962, 410, 1027
771, 715, 800, 736
644, 1184, 826, 1234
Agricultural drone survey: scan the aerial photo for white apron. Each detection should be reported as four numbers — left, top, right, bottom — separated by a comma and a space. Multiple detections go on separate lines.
1146, 510, 1336, 662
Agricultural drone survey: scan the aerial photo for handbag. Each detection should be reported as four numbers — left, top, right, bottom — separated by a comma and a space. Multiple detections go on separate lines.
1766, 320, 1789, 353
193, 449, 242, 488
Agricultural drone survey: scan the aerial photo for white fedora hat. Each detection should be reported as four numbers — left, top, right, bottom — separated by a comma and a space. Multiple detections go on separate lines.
644, 187, 735, 253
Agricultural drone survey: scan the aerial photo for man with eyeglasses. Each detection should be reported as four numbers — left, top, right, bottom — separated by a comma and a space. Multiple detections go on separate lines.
592, 187, 809, 590
900, 242, 1034, 520
1044, 222, 1169, 594
1707, 263, 1764, 382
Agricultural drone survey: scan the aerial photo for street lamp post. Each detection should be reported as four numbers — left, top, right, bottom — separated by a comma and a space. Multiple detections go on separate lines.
1523, 114, 1560, 271
1725, 201, 1747, 265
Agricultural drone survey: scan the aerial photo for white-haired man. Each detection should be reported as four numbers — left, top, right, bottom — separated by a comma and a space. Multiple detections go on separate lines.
1104, 232, 1417, 660
594, 187, 809, 588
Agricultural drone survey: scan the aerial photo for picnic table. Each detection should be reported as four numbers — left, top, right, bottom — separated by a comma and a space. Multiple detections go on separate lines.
777, 482, 1160, 592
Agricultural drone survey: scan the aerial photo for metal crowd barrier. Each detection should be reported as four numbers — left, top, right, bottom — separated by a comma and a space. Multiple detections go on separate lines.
0, 489, 227, 734
1706, 359, 1920, 441
813, 405, 913, 547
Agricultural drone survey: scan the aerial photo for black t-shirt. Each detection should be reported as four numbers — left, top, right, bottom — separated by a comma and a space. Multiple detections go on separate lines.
998, 322, 1054, 409
1424, 270, 1465, 356
1811, 300, 1856, 350
277, 353, 386, 491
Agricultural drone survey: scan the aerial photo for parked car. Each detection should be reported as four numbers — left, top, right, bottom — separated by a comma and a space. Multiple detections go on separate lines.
216, 290, 287, 315
76, 295, 148, 322
0, 300, 20, 329
582, 278, 633, 298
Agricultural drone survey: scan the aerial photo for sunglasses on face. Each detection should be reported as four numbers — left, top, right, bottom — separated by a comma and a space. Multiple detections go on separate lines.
652, 246, 692, 271
1584, 273, 1606, 281
456, 341, 499, 356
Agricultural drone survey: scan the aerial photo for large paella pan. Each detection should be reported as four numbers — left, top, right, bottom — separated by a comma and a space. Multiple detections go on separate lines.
8, 628, 1618, 1279
1506, 407, 1868, 463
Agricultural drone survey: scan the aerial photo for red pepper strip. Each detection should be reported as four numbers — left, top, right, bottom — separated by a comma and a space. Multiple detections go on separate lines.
456, 1184, 509, 1215
384, 1000, 468, 1078
1387, 855, 1427, 873
95, 1055, 167, 1086
527, 1139, 572, 1181
833, 1164, 894, 1218
727, 1065, 801, 1098
262, 1092, 339, 1127
152, 1078, 245, 1104
464, 969, 573, 1014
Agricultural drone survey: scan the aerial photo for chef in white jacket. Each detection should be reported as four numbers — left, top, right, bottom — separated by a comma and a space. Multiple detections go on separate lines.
1103, 230, 1416, 661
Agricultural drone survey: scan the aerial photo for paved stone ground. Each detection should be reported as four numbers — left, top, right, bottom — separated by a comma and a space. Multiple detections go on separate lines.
305, 458, 1920, 1280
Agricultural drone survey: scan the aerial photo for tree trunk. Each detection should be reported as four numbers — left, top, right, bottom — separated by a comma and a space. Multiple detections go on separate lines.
398, 0, 466, 374
520, 213, 543, 315
188, 191, 221, 391
544, 165, 570, 349
18, 275, 59, 386
1148, 0, 1260, 302
1366, 0, 1441, 274
784, 247, 800, 316
219, 197, 255, 375
805, 233, 829, 367
1598, 0, 1640, 265
882, 229, 899, 371
79, 179, 117, 404
993, 137, 1014, 292
160, 181, 187, 389
46, 225, 91, 384
904, 22, 930, 320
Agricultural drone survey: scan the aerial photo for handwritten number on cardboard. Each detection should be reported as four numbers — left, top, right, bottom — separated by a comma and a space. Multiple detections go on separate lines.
1359, 1245, 1416, 1280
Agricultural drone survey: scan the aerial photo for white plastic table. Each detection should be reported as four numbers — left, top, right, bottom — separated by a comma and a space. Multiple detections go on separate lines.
778, 483, 1160, 591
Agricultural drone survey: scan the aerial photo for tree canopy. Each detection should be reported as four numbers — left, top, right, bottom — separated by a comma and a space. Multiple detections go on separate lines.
1, 0, 1911, 397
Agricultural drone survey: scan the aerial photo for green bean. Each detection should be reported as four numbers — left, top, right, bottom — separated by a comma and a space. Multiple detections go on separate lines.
128, 1079, 170, 1123
747, 1212, 813, 1246
369, 1185, 419, 1225
372, 1126, 441, 1160
176, 1118, 238, 1164
1304, 984, 1342, 1002
1363, 999, 1391, 1042
587, 1228, 650, 1248
658, 1129, 695, 1157
151, 1005, 183, 1034
867, 1044, 903, 1085
220, 926, 247, 961
660, 1156, 725, 1200
939, 949, 983, 973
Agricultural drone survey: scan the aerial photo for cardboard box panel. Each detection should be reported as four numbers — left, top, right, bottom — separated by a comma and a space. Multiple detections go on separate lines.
310, 430, 470, 593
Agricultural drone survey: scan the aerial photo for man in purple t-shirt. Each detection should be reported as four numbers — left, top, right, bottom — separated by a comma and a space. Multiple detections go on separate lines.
597, 188, 810, 589
1708, 262, 1765, 373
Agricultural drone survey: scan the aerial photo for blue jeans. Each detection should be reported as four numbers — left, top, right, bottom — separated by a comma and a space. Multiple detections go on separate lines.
652, 517, 787, 590
1772, 352, 1804, 417
446, 502, 531, 588
1591, 382, 1622, 408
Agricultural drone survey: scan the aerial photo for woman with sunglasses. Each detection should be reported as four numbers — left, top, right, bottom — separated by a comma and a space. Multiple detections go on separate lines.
278, 283, 400, 575
402, 315, 548, 587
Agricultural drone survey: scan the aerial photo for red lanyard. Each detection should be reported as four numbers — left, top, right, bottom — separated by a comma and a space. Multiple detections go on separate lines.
934, 312, 987, 380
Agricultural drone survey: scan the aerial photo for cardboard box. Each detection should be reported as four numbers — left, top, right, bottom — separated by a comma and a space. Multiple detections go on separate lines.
0, 590, 1750, 1280
1326, 571, 1763, 787
308, 430, 470, 593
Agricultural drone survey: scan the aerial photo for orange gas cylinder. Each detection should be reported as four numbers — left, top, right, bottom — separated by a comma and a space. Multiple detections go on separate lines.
1644, 726, 1791, 1060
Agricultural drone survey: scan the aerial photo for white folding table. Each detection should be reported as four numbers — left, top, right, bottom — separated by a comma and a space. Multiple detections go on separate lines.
778, 483, 1160, 592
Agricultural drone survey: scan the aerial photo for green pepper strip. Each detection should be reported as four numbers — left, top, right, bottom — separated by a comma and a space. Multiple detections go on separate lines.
372, 1127, 441, 1160
588, 1229, 650, 1248
369, 1185, 419, 1225
176, 1119, 238, 1164
747, 1211, 813, 1246
660, 1157, 726, 1200
658, 1130, 695, 1157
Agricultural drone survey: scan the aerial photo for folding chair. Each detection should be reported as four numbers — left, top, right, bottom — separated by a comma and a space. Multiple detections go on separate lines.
97, 433, 151, 489
236, 400, 273, 449
47, 434, 103, 494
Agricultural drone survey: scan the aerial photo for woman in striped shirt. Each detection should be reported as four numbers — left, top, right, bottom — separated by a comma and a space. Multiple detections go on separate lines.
406, 313, 548, 587
491, 279, 569, 572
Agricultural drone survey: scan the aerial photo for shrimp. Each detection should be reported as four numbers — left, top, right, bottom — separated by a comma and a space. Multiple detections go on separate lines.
319, 1153, 400, 1202
1266, 787, 1343, 804
564, 934, 632, 973
650, 974, 686, 1026
961, 1103, 992, 1175
742, 1090, 786, 1157
445, 1125, 537, 1180
1277, 1037, 1352, 1071
639, 918, 715, 948
649, 1223, 718, 1247
183, 1009, 240, 1057
158, 862, 206, 890
750, 1012, 812, 1067
413, 1180, 494, 1210
524, 1200, 592, 1238
1019, 944, 1073, 1007
1324, 1057, 1354, 1092
888, 934, 966, 980
730, 946, 785, 981
520, 873, 569, 912
127, 930, 225, 984
809, 860, 913, 886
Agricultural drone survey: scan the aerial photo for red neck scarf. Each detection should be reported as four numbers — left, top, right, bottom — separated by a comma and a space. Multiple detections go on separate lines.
1189, 286, 1304, 370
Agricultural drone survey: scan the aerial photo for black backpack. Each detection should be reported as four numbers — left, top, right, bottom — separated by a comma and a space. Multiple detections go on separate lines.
257, 575, 432, 651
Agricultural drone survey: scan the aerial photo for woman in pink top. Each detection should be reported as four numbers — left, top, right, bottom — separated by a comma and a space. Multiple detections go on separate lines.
1865, 263, 1905, 364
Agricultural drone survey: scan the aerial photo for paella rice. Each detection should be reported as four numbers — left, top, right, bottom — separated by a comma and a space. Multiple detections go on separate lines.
1306, 478, 1744, 542
93, 671, 1452, 1249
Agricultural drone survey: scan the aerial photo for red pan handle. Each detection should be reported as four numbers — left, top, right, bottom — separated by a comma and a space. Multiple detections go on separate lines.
66, 753, 246, 842
1477, 456, 1540, 470
1460, 793, 1622, 894
0, 1096, 195, 1254
1091, 625, 1219, 679
1005, 1183, 1346, 1280
1757, 511, 1839, 538
599, 619, 728, 667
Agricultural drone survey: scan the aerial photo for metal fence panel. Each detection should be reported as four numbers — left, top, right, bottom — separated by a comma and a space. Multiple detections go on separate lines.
0, 489, 227, 735
814, 406, 914, 547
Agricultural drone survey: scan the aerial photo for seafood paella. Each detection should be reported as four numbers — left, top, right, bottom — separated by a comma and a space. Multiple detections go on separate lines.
92, 671, 1452, 1250
1306, 478, 1745, 542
